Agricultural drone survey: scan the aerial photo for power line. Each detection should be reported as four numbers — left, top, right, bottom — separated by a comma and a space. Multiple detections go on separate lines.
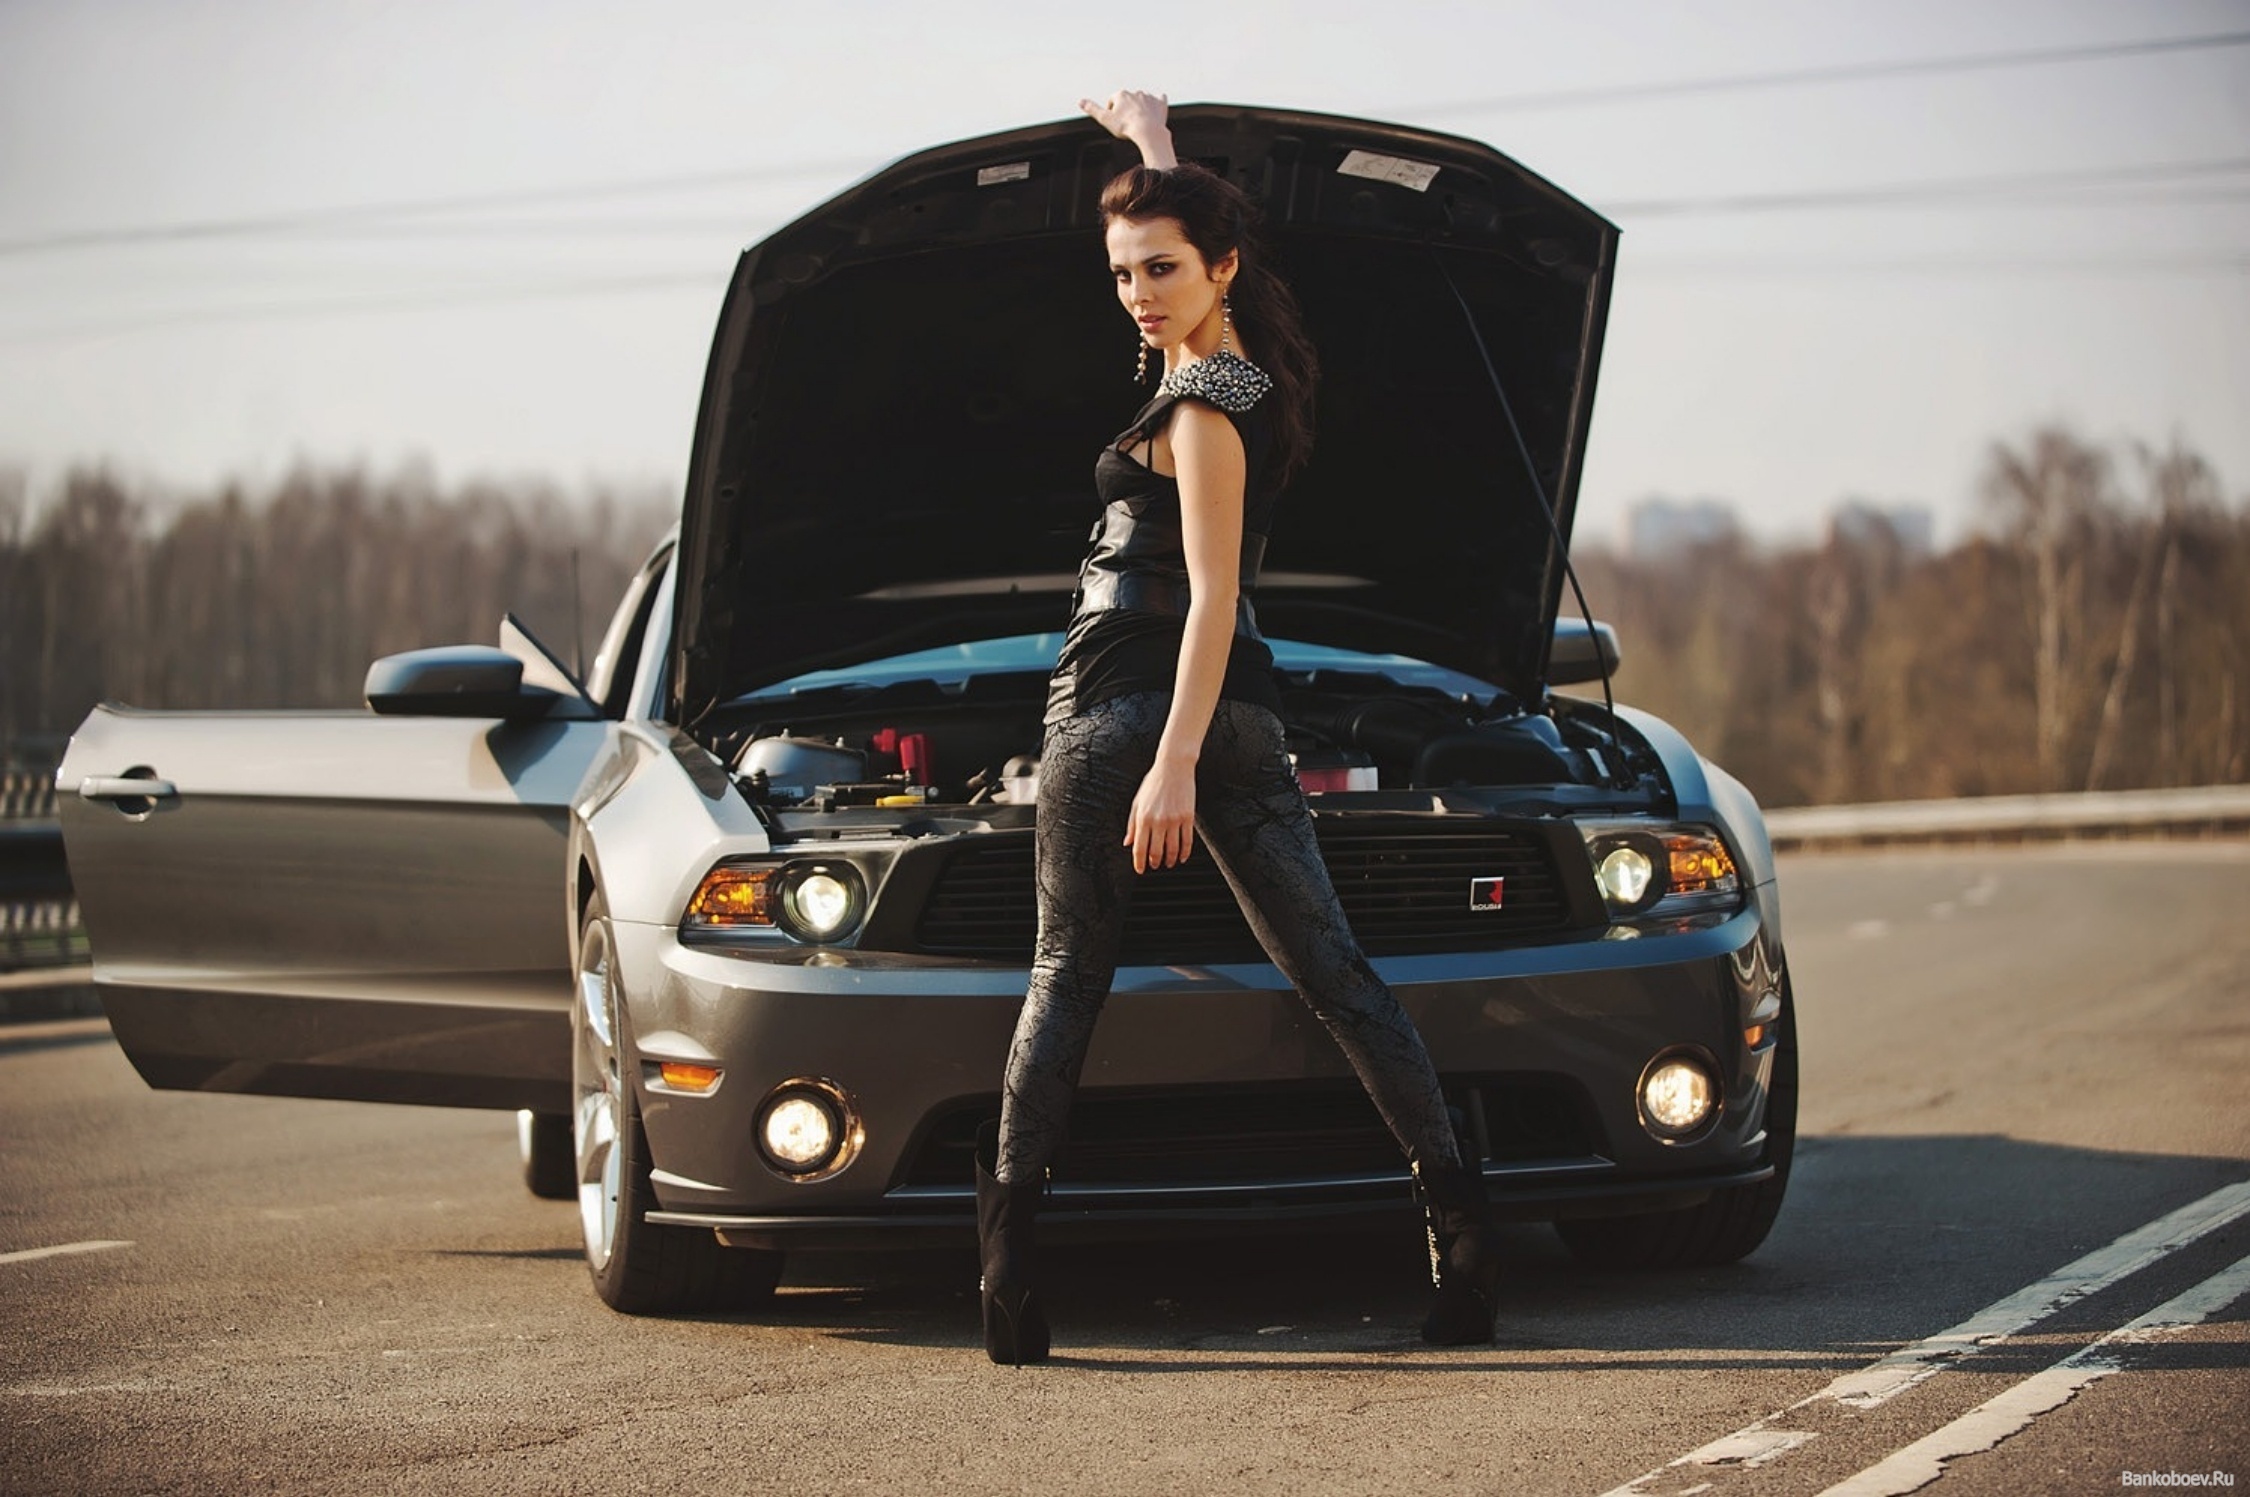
1627, 253, 2250, 278
17, 153, 2246, 264
0, 271, 718, 348
8, 236, 2241, 349
1412, 28, 2250, 117
7, 30, 2245, 260
130, 171, 2250, 243
0, 158, 866, 260
1601, 156, 2250, 218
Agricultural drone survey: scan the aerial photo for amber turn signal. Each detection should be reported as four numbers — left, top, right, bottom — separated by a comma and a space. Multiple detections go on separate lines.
685, 865, 776, 926
658, 1062, 723, 1093
1743, 1023, 1767, 1048
1664, 834, 1739, 897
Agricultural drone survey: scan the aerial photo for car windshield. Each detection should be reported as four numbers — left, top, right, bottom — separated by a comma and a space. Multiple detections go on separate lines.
729, 634, 1503, 705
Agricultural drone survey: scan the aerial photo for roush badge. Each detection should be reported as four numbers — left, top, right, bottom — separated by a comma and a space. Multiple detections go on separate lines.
1469, 876, 1505, 911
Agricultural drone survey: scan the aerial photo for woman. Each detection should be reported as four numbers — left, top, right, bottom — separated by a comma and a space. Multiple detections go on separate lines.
974, 90, 1501, 1364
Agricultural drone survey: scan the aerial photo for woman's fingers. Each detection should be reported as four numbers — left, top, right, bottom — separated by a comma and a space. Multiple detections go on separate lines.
1080, 89, 1169, 142
1124, 809, 1194, 873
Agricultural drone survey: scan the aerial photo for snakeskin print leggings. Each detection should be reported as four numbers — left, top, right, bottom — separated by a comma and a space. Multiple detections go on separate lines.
995, 690, 1464, 1184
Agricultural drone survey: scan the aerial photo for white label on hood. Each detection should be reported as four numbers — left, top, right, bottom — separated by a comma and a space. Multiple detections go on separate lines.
1338, 150, 1440, 192
977, 161, 1032, 186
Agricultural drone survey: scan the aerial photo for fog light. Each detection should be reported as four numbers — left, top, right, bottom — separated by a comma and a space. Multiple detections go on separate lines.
1638, 1053, 1719, 1140
753, 1079, 863, 1181
761, 1096, 835, 1169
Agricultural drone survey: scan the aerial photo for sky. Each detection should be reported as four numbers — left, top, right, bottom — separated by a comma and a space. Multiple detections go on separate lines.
0, 0, 2244, 547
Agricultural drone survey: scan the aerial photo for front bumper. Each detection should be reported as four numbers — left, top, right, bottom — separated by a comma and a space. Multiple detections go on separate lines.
612, 898, 1786, 1246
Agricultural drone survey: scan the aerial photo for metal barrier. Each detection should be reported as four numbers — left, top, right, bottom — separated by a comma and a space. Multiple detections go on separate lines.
1, 767, 60, 821
1765, 784, 2250, 851
0, 820, 82, 971
2, 760, 82, 972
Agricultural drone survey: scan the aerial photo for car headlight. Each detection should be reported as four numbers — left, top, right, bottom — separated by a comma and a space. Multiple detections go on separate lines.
1595, 843, 1655, 910
682, 859, 869, 945
1579, 822, 1743, 923
777, 863, 865, 942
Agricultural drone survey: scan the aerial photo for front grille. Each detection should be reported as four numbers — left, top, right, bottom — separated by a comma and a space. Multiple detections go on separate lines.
900, 1077, 1600, 1190
915, 824, 1575, 962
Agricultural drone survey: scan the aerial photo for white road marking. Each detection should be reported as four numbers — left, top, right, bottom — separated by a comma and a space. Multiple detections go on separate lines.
1822, 1178, 2250, 1409
1599, 1178, 2250, 1495
1845, 919, 1889, 939
0, 1239, 133, 1266
1816, 1250, 2250, 1497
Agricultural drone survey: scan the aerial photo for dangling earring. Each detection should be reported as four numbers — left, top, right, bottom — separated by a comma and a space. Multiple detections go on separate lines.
1220, 290, 1235, 355
1135, 336, 1148, 383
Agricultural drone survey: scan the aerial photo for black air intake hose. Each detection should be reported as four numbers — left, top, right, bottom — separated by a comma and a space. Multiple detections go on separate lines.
1292, 697, 1468, 766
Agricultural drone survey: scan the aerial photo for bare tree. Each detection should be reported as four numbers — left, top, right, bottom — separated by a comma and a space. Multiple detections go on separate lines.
1981, 429, 2111, 792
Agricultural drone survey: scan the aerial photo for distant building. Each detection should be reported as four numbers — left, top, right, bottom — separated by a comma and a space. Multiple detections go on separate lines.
1625, 496, 1743, 560
1827, 500, 1934, 558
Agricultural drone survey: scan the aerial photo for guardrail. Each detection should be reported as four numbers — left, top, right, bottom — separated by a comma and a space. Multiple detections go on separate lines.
2, 766, 59, 820
1765, 784, 2250, 851
0, 820, 84, 971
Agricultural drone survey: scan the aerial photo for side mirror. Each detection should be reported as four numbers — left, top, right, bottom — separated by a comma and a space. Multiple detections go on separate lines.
365, 646, 561, 720
1548, 618, 1621, 686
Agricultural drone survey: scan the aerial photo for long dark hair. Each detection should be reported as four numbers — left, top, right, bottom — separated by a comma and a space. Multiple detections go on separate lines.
1099, 163, 1318, 483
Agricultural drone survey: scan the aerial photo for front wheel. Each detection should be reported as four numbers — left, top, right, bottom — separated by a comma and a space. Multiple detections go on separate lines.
574, 895, 783, 1313
1555, 976, 1799, 1270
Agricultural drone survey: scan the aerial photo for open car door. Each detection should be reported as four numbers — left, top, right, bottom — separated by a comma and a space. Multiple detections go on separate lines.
56, 617, 607, 1112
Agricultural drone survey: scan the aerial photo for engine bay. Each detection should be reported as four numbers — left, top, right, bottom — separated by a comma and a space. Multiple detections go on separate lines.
707, 665, 1669, 822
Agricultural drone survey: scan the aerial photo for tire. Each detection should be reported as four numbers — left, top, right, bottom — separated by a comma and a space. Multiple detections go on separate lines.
517, 1110, 575, 1200
1555, 975, 1799, 1271
573, 894, 784, 1313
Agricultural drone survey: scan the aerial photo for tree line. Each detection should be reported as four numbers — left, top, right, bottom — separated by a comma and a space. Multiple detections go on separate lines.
1577, 427, 2246, 805
0, 465, 670, 761
2, 424, 2243, 806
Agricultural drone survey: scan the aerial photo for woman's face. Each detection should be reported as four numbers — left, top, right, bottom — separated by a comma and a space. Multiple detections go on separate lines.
1105, 215, 1235, 355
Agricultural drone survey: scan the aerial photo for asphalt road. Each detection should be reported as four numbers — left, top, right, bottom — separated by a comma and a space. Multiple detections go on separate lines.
4, 842, 2247, 1495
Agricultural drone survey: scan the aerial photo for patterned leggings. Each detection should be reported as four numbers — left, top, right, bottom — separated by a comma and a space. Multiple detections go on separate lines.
995, 690, 1464, 1184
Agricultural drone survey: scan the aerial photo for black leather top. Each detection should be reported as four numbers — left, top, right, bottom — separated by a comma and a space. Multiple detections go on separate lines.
1045, 366, 1283, 725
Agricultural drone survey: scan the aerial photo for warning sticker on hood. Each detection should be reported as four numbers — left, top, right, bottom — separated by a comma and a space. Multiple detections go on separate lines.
1337, 150, 1441, 192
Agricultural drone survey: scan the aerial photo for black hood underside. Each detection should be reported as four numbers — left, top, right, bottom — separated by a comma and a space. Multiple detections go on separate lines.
672, 105, 1617, 729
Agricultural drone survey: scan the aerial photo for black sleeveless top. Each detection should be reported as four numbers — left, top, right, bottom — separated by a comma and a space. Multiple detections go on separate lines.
1045, 351, 1284, 725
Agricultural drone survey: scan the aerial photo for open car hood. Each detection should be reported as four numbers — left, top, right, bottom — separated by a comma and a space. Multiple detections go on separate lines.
671, 105, 1616, 728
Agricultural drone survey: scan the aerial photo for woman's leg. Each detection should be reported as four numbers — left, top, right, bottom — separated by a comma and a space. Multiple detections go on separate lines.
994, 692, 1169, 1185
1191, 700, 1464, 1172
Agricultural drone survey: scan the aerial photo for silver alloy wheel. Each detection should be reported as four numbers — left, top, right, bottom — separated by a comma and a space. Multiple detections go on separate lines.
572, 914, 622, 1271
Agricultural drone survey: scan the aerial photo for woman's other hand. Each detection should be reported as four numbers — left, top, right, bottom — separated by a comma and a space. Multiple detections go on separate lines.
1123, 752, 1197, 874
1080, 90, 1178, 170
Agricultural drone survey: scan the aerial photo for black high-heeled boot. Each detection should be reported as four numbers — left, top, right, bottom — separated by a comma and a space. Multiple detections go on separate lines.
1416, 1157, 1501, 1345
974, 1126, 1050, 1365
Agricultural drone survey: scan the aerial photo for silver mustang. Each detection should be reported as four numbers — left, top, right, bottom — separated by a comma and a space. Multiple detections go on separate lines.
58, 106, 1795, 1313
